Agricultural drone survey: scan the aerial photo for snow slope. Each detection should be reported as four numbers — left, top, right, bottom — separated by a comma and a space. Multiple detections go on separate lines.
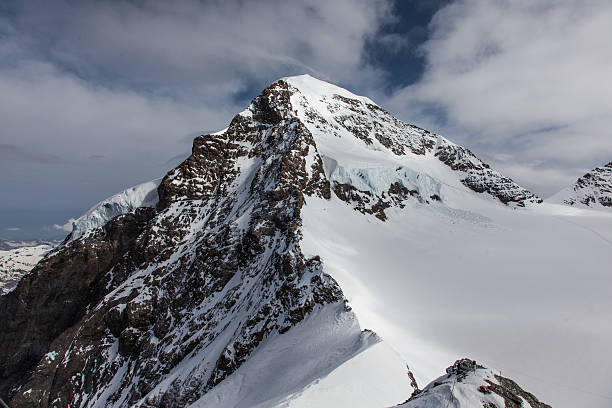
0, 243, 53, 295
189, 304, 412, 408
277, 75, 612, 408
302, 192, 612, 408
549, 161, 612, 210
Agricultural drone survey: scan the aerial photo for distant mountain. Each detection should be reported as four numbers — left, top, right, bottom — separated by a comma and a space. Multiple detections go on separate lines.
4, 75, 609, 408
549, 161, 612, 209
0, 238, 58, 251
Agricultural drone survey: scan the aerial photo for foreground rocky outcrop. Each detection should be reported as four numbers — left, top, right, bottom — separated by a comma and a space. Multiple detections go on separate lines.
396, 359, 552, 408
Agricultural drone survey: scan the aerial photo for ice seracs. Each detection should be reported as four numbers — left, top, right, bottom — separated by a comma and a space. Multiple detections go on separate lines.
68, 178, 161, 241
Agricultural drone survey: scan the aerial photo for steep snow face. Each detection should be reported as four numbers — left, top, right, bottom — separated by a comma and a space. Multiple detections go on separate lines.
0, 244, 53, 295
188, 305, 412, 408
549, 161, 612, 210
68, 178, 161, 241
396, 359, 551, 408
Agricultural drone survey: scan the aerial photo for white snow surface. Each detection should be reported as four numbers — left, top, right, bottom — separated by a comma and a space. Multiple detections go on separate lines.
188, 304, 412, 408
68, 178, 161, 241
282, 75, 612, 408
0, 244, 52, 295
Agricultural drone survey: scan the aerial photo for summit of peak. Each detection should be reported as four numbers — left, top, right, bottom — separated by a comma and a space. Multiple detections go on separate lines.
278, 74, 377, 106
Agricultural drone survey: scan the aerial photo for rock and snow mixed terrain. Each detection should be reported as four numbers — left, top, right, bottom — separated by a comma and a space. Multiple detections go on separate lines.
2, 75, 610, 408
0, 241, 54, 295
396, 359, 551, 408
549, 161, 612, 210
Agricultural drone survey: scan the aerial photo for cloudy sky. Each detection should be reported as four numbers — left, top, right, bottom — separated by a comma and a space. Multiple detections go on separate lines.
1, 0, 611, 240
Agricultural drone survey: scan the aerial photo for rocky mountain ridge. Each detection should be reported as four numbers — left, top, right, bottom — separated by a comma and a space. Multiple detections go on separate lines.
396, 359, 551, 408
0, 75, 550, 407
549, 161, 612, 210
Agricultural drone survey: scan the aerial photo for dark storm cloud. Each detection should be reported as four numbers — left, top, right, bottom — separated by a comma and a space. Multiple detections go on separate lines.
0, 144, 65, 164
5, 0, 392, 97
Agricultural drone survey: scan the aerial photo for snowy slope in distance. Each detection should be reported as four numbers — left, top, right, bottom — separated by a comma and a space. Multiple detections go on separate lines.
0, 244, 53, 295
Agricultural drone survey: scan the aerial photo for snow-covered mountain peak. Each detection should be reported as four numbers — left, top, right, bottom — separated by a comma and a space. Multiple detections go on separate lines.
549, 161, 612, 210
1, 75, 567, 408
279, 76, 541, 209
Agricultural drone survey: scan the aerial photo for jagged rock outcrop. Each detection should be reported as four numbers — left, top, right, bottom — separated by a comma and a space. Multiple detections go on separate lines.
396, 359, 552, 408
0, 75, 543, 407
549, 161, 612, 209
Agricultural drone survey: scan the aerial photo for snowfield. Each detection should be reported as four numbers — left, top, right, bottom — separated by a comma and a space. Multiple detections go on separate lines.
283, 74, 612, 408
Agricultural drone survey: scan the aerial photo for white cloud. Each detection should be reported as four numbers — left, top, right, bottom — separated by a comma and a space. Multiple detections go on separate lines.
8, 0, 392, 96
388, 0, 612, 197
5, 227, 21, 231
53, 219, 77, 232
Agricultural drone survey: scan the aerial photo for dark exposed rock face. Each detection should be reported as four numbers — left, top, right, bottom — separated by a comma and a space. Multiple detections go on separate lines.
435, 143, 542, 207
0, 80, 343, 407
479, 374, 552, 408
0, 209, 154, 401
